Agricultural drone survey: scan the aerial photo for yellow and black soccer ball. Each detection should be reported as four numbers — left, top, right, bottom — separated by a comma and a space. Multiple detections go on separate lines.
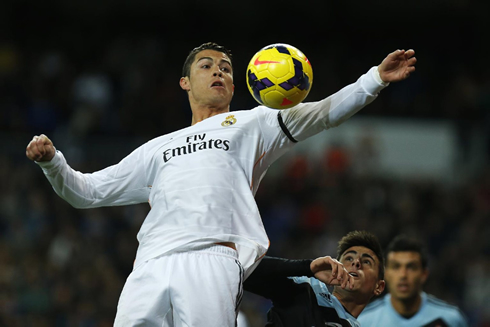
246, 43, 313, 109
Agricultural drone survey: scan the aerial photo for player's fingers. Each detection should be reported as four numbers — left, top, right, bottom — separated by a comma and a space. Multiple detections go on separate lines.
35, 136, 47, 156
26, 136, 36, 152
345, 273, 353, 289
334, 260, 345, 281
39, 134, 53, 146
347, 273, 355, 289
403, 66, 416, 79
26, 136, 41, 159
26, 147, 41, 161
340, 269, 348, 288
27, 135, 52, 161
331, 260, 338, 278
338, 264, 348, 283
26, 146, 37, 160
390, 49, 405, 59
336, 266, 349, 288
405, 49, 415, 58
36, 134, 55, 157
30, 135, 39, 146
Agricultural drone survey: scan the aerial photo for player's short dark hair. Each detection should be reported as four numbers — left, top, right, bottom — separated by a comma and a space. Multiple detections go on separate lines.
336, 231, 384, 280
182, 42, 233, 78
386, 235, 428, 269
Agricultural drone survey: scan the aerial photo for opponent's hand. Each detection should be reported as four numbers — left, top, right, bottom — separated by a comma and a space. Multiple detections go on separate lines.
310, 256, 354, 289
378, 49, 416, 83
26, 134, 56, 162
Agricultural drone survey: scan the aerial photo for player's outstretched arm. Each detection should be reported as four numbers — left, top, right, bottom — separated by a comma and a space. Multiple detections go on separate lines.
378, 49, 416, 83
26, 134, 56, 162
277, 50, 416, 143
311, 256, 354, 290
26, 133, 150, 208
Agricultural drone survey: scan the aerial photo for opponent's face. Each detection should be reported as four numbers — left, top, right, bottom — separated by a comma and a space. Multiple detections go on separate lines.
385, 251, 428, 301
339, 246, 384, 298
180, 49, 234, 108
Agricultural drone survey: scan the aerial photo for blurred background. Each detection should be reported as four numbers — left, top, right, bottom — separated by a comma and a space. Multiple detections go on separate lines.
1, 0, 489, 326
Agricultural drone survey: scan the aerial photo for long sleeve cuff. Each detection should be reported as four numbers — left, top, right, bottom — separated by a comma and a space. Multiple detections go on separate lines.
362, 66, 389, 95
35, 150, 64, 173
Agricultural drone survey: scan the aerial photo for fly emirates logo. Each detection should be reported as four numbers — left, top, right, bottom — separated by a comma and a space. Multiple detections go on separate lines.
162, 133, 230, 163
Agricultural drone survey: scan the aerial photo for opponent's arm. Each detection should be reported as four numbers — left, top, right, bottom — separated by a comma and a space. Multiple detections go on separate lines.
26, 134, 150, 208
244, 255, 354, 299
244, 256, 313, 299
280, 49, 416, 142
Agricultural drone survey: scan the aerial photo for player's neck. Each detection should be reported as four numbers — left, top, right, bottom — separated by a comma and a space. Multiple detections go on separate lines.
390, 293, 422, 317
333, 290, 368, 318
191, 105, 229, 125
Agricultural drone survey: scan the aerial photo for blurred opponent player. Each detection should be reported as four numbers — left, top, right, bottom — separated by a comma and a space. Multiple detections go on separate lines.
358, 235, 468, 326
26, 43, 416, 326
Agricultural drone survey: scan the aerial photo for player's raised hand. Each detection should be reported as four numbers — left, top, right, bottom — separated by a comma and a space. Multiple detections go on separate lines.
378, 49, 416, 83
26, 134, 56, 162
311, 256, 354, 289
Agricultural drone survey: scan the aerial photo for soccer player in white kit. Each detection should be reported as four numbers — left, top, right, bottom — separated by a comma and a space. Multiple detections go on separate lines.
26, 42, 416, 326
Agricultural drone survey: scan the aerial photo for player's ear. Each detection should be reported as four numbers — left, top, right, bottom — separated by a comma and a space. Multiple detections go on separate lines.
180, 77, 190, 91
374, 280, 385, 296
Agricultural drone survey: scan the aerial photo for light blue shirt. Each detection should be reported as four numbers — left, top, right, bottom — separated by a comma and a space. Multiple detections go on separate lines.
291, 276, 360, 327
358, 292, 468, 327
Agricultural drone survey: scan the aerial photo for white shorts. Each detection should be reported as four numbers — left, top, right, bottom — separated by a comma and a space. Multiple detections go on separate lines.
114, 244, 243, 327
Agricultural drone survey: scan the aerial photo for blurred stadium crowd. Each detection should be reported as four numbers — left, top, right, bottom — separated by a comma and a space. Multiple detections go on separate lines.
1, 1, 490, 326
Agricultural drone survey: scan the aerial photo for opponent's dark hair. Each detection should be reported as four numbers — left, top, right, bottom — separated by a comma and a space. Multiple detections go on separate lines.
182, 42, 233, 78
337, 230, 384, 280
386, 235, 428, 269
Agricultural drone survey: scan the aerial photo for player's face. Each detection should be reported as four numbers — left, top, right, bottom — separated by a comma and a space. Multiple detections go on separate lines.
385, 251, 428, 301
180, 49, 234, 108
339, 246, 384, 298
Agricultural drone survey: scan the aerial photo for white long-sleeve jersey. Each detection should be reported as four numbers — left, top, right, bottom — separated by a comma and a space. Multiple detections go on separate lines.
37, 66, 387, 278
